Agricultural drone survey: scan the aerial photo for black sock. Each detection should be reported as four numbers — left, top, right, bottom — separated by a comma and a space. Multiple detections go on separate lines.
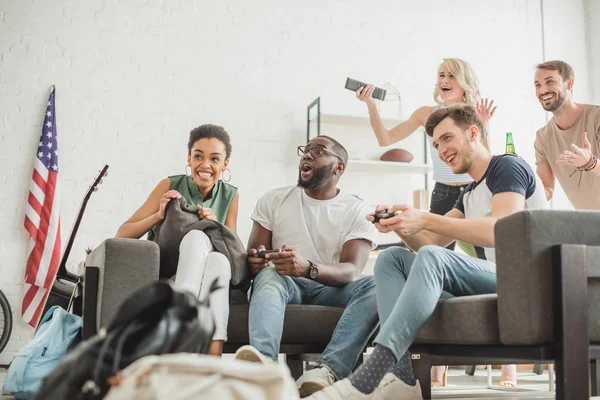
386, 351, 416, 386
349, 345, 396, 394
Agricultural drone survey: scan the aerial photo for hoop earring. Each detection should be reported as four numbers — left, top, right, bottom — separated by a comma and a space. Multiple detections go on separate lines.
185, 165, 191, 177
222, 168, 231, 182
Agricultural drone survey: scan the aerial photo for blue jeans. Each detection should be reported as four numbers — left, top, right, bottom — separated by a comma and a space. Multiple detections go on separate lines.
249, 267, 379, 380
374, 245, 497, 361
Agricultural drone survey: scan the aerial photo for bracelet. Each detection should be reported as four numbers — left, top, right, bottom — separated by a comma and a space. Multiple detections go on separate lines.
585, 155, 598, 171
578, 154, 594, 170
580, 154, 597, 171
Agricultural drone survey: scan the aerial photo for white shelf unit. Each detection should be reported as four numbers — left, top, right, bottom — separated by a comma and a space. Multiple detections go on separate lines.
306, 97, 430, 178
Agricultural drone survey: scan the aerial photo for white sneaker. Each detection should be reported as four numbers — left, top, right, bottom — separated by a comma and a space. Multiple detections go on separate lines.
296, 367, 336, 397
304, 379, 373, 400
372, 373, 423, 400
234, 345, 272, 364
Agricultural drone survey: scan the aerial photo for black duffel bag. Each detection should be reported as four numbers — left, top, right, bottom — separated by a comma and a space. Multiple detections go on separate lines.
33, 280, 216, 400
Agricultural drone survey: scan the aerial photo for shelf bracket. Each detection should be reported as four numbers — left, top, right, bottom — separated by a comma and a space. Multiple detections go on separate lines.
306, 97, 321, 143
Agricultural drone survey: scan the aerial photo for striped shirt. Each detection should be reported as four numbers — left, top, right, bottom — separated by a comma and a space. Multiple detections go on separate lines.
429, 104, 472, 183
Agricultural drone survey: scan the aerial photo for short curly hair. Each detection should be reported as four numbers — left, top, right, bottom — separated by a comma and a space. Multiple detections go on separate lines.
187, 124, 232, 159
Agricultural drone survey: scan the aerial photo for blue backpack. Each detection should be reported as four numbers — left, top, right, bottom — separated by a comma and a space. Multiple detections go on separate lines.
3, 306, 81, 399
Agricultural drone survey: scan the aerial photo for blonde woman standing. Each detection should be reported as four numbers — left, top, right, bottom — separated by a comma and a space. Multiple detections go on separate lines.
356, 58, 517, 388
357, 58, 493, 225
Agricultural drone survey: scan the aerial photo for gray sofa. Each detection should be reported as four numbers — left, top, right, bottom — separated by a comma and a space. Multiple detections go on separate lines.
82, 210, 600, 400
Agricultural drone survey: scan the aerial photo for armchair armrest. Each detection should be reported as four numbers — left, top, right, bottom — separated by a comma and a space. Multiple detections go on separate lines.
84, 238, 160, 333
495, 210, 600, 345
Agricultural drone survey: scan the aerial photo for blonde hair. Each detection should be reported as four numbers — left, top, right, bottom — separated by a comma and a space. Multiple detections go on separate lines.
433, 58, 481, 107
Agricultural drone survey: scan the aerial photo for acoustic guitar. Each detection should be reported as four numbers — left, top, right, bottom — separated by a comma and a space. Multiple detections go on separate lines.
37, 165, 109, 326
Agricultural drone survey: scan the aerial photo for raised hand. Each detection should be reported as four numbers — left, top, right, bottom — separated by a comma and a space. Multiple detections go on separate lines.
157, 190, 182, 220
556, 132, 593, 168
475, 98, 497, 131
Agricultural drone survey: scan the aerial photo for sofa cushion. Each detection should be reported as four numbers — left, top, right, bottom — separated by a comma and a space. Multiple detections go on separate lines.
228, 295, 501, 347
228, 304, 344, 345
415, 294, 501, 345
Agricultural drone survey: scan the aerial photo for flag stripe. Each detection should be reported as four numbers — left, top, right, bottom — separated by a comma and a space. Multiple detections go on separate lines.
21, 284, 47, 325
33, 158, 48, 182
30, 290, 48, 327
44, 220, 61, 288
21, 282, 40, 318
24, 215, 38, 238
27, 192, 43, 216
35, 185, 59, 287
25, 171, 57, 286
32, 169, 47, 192
25, 235, 35, 260
30, 180, 45, 207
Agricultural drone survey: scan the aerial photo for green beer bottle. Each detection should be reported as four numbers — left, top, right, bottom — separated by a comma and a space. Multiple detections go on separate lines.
505, 132, 517, 155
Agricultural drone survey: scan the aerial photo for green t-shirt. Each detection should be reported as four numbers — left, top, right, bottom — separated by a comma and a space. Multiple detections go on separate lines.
147, 175, 237, 240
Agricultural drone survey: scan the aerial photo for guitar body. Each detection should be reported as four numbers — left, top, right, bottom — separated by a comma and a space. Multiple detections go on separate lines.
42, 277, 81, 316
35, 165, 108, 327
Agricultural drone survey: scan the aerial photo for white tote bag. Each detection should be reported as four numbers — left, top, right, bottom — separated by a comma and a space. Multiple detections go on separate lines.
104, 353, 300, 400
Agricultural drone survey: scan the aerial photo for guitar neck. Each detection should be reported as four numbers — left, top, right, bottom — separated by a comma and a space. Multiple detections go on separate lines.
56, 164, 108, 281
57, 196, 90, 281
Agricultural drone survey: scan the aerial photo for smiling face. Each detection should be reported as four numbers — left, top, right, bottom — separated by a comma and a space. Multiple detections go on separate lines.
437, 65, 466, 105
431, 116, 476, 175
534, 68, 572, 112
297, 137, 343, 190
187, 138, 229, 191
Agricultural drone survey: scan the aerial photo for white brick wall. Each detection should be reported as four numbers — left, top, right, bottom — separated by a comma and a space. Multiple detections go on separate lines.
0, 0, 593, 363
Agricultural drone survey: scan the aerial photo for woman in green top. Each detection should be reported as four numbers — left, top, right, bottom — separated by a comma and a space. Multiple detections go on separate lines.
116, 124, 239, 356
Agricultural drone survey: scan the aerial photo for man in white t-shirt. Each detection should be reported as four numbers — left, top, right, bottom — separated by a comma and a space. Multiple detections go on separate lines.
234, 136, 378, 397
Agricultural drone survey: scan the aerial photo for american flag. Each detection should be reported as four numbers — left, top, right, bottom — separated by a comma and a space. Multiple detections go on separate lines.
22, 87, 61, 327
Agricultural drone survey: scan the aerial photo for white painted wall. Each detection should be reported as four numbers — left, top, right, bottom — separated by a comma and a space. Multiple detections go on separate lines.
585, 0, 600, 104
0, 0, 593, 362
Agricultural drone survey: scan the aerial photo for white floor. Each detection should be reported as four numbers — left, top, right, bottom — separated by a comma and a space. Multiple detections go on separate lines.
435, 367, 554, 399
0, 365, 596, 399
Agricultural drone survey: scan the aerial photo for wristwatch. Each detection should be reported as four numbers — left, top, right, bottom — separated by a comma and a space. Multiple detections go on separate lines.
307, 260, 319, 280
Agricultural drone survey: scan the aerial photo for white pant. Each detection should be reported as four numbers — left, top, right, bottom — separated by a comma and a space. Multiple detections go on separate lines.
174, 230, 231, 341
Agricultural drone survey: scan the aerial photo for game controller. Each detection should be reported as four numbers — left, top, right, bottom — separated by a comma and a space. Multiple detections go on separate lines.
254, 249, 282, 258
369, 209, 397, 223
